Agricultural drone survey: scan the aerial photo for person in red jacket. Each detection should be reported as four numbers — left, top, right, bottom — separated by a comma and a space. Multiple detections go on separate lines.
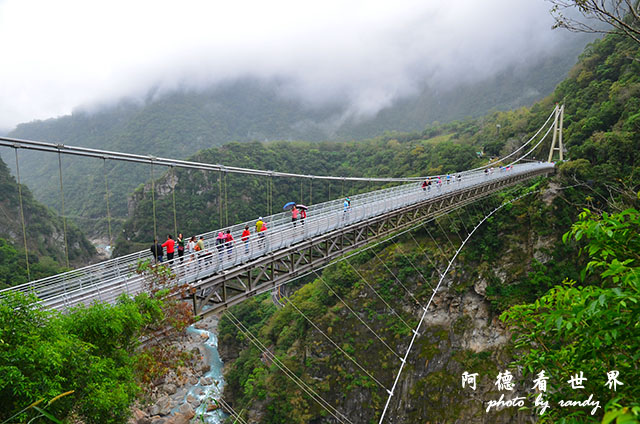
225, 229, 234, 259
299, 208, 306, 226
162, 234, 176, 262
241, 225, 251, 255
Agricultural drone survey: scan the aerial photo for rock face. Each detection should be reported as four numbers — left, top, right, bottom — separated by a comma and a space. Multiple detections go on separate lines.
131, 314, 222, 424
218, 203, 566, 423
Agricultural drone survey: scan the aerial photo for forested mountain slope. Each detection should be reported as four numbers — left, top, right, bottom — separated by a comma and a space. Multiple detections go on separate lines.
0, 157, 97, 288
213, 32, 640, 423
1, 36, 590, 238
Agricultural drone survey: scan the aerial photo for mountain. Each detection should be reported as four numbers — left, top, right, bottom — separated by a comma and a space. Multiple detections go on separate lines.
2, 35, 592, 238
0, 156, 98, 288
213, 31, 640, 423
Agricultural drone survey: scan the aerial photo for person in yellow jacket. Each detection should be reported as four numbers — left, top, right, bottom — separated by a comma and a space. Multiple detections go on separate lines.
256, 217, 264, 233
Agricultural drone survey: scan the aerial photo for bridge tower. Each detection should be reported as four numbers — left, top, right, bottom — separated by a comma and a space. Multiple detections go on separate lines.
547, 104, 565, 162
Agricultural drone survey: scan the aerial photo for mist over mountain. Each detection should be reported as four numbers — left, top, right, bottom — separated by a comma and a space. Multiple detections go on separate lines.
0, 32, 593, 238
1, 0, 591, 130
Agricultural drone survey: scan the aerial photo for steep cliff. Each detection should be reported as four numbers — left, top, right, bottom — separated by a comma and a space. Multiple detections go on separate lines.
0, 156, 98, 287
217, 181, 579, 423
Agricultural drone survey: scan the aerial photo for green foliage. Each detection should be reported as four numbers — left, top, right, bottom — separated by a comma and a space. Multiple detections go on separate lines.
0, 157, 96, 276
0, 279, 187, 424
501, 208, 640, 423
0, 239, 65, 289
0, 292, 150, 423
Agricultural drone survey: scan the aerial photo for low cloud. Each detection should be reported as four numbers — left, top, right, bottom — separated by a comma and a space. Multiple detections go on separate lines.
0, 0, 582, 129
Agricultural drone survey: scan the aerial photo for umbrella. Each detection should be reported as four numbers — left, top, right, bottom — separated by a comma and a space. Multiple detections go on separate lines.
283, 201, 296, 211
296, 204, 308, 210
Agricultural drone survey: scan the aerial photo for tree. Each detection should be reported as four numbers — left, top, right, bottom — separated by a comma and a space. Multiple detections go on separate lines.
549, 0, 640, 46
501, 208, 640, 423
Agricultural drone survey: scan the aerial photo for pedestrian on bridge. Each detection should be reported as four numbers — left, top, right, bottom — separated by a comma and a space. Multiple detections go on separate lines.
162, 235, 176, 262
225, 230, 234, 259
216, 232, 225, 261
258, 222, 267, 249
291, 205, 299, 228
256, 217, 264, 233
150, 239, 163, 263
299, 207, 306, 225
177, 233, 185, 262
242, 226, 251, 254
186, 236, 197, 270
195, 236, 204, 253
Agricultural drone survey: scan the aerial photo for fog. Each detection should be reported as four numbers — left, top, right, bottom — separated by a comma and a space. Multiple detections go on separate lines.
0, 0, 583, 129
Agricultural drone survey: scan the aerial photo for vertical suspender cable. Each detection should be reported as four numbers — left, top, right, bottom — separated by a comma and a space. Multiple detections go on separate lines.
224, 171, 229, 227
150, 161, 158, 245
269, 175, 273, 217
309, 177, 313, 205
57, 150, 70, 268
103, 158, 113, 249
328, 180, 331, 201
265, 175, 269, 218
300, 179, 303, 204
218, 169, 223, 228
14, 148, 31, 281
171, 166, 178, 238
342, 178, 345, 197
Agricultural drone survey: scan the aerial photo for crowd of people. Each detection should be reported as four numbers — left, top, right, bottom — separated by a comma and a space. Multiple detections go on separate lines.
146, 198, 331, 268
150, 233, 207, 264
421, 174, 462, 191
148, 166, 518, 271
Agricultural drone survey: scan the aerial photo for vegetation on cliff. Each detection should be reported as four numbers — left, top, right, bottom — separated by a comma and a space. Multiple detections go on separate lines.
215, 30, 640, 423
0, 156, 97, 288
0, 261, 194, 423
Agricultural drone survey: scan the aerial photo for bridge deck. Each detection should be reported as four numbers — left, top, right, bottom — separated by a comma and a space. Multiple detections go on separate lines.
1, 163, 554, 313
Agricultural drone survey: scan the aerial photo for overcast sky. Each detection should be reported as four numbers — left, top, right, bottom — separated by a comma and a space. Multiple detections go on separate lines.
0, 0, 580, 130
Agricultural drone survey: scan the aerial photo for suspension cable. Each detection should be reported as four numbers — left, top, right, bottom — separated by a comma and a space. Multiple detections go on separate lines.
226, 311, 353, 424
455, 209, 470, 237
57, 150, 70, 268
0, 105, 557, 190
370, 248, 424, 308
171, 166, 178, 239
268, 174, 273, 218
14, 148, 30, 281
406, 232, 444, 279
445, 214, 465, 244
419, 222, 449, 264
286, 298, 388, 390
390, 240, 435, 292
435, 218, 457, 252
224, 171, 229, 227
313, 270, 403, 361
218, 169, 223, 228
215, 397, 248, 424
345, 259, 413, 331
150, 161, 158, 246
103, 158, 113, 249
378, 184, 582, 423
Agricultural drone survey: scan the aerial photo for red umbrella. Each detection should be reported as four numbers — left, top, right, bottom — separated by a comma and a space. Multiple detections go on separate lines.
296, 204, 308, 210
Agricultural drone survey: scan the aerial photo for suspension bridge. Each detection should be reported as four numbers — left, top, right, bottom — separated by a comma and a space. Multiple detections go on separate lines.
0, 104, 565, 423
0, 105, 564, 317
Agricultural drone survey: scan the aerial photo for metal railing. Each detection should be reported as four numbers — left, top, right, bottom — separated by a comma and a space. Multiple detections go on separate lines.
1, 162, 554, 311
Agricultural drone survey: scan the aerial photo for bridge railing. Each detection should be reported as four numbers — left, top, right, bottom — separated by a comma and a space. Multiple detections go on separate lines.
1, 163, 554, 310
